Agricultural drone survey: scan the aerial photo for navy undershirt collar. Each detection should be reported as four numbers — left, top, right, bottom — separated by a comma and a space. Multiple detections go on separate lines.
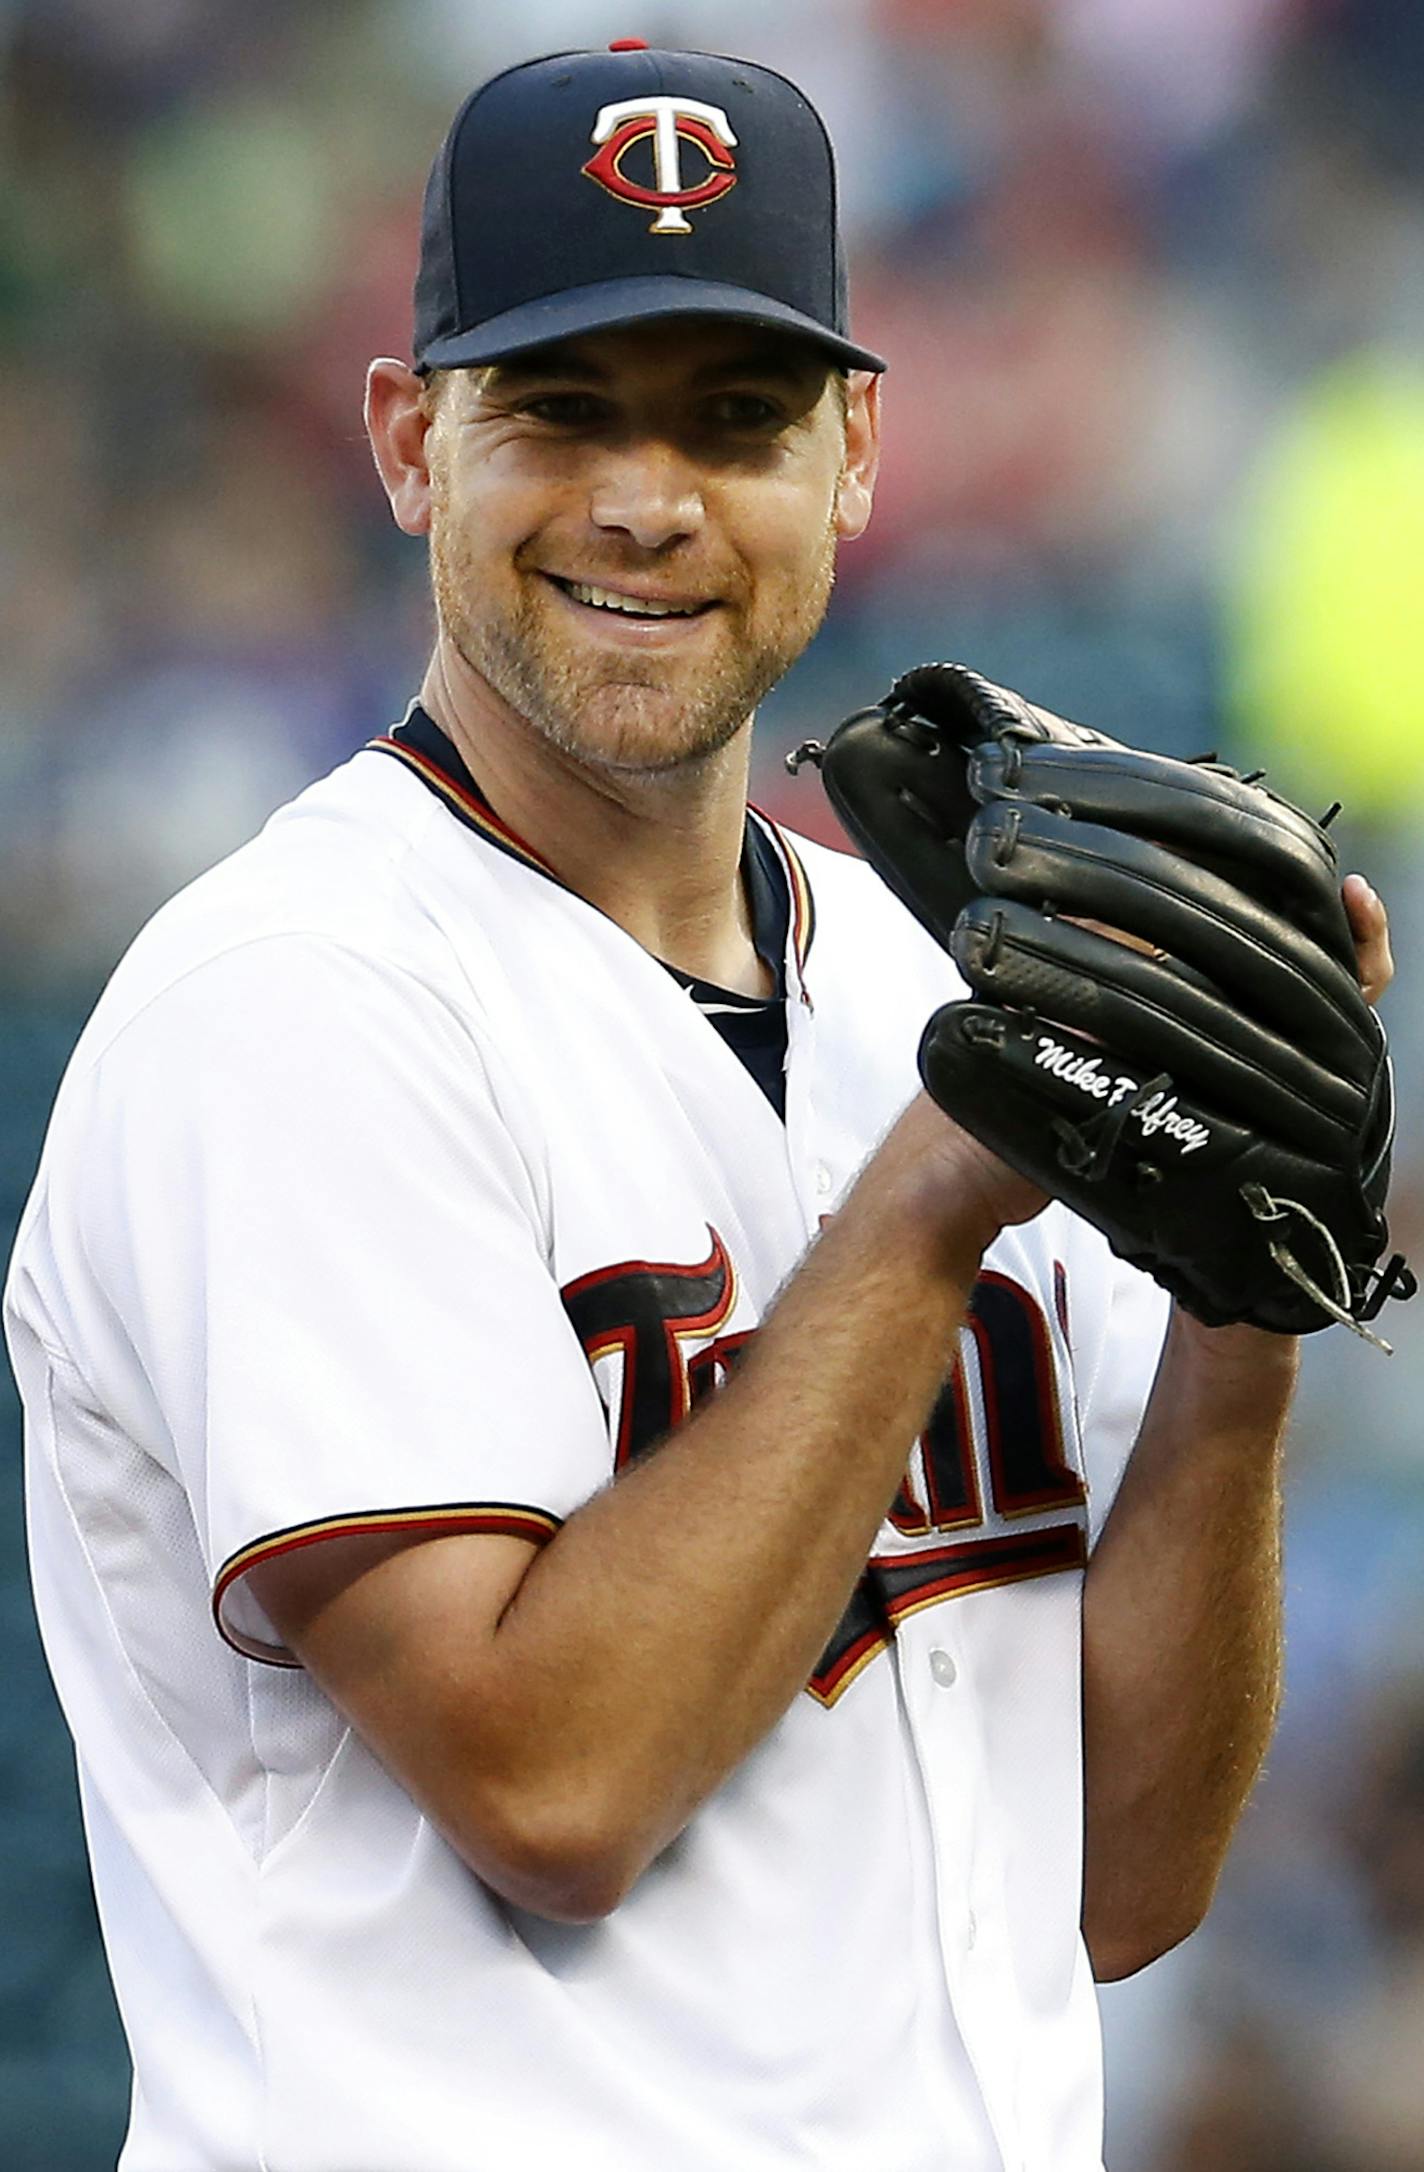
381, 705, 792, 1119
661, 820, 790, 1121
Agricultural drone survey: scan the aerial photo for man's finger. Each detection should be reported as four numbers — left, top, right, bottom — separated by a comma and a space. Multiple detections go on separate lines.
1342, 873, 1394, 1006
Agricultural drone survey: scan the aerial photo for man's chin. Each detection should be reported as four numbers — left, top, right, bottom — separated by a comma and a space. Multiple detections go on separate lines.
550, 700, 750, 779
449, 617, 773, 776
502, 669, 753, 777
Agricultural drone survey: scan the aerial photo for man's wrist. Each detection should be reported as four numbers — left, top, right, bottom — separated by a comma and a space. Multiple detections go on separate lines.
1168, 1303, 1301, 1372
887, 1095, 1048, 1241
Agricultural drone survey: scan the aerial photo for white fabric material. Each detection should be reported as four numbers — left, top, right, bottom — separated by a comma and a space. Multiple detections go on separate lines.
5, 743, 1170, 2172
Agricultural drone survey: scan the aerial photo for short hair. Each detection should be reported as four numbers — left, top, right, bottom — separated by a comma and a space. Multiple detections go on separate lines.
418, 367, 469, 422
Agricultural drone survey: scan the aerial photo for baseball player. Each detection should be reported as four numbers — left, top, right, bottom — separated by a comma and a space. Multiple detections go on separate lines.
3, 41, 1395, 2172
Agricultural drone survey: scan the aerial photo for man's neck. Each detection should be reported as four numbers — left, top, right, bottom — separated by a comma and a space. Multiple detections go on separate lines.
419, 644, 776, 998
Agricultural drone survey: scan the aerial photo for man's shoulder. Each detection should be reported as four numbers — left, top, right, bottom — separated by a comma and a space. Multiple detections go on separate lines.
69, 748, 472, 1080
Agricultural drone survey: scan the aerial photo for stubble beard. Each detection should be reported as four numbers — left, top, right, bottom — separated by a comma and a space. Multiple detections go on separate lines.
428, 502, 839, 779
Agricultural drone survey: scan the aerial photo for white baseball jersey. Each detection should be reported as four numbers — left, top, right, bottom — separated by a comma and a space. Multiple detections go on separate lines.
5, 706, 1169, 2172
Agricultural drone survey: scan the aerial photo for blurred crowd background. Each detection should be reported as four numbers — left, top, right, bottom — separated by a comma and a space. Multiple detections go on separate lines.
3, 0, 1424, 2164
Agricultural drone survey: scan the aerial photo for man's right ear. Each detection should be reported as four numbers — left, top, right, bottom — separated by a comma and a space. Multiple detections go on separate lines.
365, 360, 434, 537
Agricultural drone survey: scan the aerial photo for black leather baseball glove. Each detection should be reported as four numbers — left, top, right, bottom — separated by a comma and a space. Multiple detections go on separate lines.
790, 661, 1414, 1341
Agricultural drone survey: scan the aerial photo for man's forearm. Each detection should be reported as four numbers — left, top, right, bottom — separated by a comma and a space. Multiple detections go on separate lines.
267, 1101, 1043, 1921
480, 1105, 1015, 1910
1080, 1308, 1298, 1978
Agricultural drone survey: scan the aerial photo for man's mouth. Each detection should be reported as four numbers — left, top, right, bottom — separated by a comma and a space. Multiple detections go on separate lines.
546, 576, 714, 620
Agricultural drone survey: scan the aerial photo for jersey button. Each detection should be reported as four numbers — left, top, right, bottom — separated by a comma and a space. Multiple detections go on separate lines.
813, 1162, 833, 1197
929, 1648, 957, 1688
966, 1908, 978, 1950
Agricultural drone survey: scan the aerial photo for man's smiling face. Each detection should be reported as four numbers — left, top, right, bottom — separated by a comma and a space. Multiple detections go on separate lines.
419, 318, 878, 777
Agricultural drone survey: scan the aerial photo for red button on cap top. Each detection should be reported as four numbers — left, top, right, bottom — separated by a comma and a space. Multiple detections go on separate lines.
608, 38, 650, 50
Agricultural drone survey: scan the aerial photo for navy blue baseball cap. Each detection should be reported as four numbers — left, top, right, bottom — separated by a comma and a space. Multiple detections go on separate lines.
413, 41, 886, 374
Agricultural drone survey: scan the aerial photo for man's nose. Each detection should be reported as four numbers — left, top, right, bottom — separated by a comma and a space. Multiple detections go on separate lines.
588, 439, 706, 550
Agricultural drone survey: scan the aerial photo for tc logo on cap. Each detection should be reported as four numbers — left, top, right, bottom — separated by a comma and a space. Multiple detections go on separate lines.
583, 96, 738, 234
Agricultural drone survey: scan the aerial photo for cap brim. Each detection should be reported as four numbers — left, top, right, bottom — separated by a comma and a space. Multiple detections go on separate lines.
415, 275, 886, 374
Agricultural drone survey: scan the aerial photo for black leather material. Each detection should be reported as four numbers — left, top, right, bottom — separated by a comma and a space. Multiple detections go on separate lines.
812, 661, 1412, 1336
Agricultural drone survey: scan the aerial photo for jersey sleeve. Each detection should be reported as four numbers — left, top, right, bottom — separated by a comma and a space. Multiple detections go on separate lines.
58, 935, 610, 1662
1073, 1241, 1172, 1548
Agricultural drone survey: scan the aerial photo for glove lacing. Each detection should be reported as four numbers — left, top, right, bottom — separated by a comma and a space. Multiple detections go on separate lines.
1241, 1184, 1396, 1353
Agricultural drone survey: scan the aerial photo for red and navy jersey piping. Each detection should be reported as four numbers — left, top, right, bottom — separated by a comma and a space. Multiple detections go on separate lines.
368, 703, 560, 885
367, 703, 817, 981
749, 804, 816, 981
213, 1499, 561, 1665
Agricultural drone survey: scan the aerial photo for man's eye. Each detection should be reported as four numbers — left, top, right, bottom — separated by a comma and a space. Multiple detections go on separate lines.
521, 393, 606, 424
705, 392, 783, 430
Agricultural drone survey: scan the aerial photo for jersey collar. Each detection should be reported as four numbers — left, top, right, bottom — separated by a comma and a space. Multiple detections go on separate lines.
367, 702, 816, 984
368, 702, 559, 883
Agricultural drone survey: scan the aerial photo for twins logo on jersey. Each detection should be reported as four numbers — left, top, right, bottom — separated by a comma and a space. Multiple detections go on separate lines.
563, 1235, 1088, 1706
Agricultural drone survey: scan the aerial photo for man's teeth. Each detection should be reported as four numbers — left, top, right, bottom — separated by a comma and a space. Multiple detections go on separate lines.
564, 581, 698, 617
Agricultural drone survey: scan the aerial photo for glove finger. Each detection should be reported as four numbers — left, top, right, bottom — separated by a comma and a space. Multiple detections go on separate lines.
967, 742, 1355, 972
815, 705, 977, 945
951, 901, 1366, 1158
965, 804, 1376, 1072
888, 662, 1122, 753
